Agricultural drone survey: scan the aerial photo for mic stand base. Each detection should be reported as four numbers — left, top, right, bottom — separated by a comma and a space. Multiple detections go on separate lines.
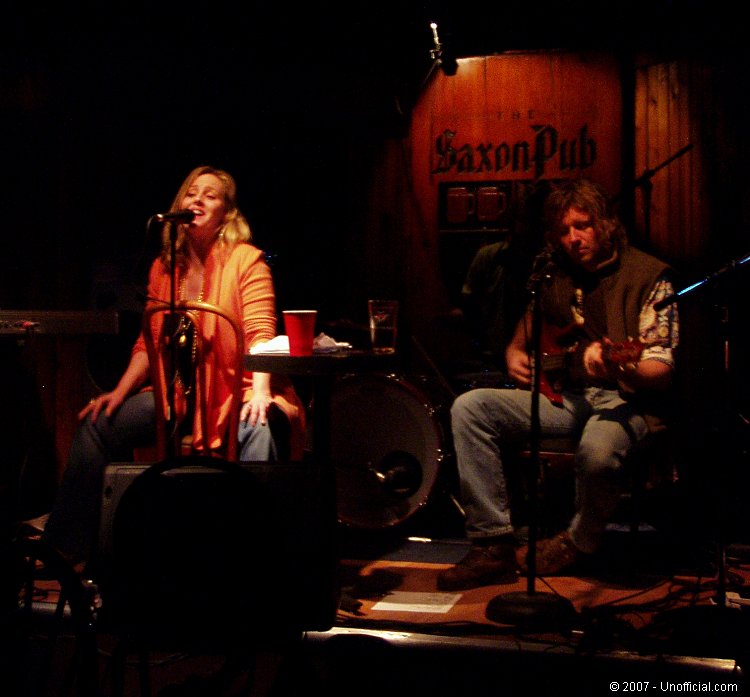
485, 589, 578, 633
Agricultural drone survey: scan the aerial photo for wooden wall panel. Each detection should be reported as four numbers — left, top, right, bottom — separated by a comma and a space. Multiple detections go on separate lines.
368, 51, 623, 367
633, 56, 710, 266
631, 53, 749, 480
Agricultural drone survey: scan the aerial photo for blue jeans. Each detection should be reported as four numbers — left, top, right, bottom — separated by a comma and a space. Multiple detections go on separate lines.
450, 386, 649, 553
43, 391, 288, 563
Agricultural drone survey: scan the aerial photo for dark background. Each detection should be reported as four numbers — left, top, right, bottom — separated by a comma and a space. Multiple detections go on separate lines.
3, 6, 748, 431
2, 0, 750, 538
2, 1, 740, 318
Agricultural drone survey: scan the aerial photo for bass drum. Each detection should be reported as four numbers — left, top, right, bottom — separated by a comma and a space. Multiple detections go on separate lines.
330, 373, 453, 530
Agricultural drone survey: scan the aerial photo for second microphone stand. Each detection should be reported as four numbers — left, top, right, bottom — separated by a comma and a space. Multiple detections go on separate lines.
485, 261, 576, 631
649, 251, 750, 657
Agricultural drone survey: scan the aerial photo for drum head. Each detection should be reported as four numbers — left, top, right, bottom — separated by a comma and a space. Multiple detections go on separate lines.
331, 374, 446, 529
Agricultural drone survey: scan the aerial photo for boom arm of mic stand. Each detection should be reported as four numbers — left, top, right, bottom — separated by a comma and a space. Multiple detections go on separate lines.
419, 58, 442, 92
610, 143, 694, 207
654, 251, 750, 311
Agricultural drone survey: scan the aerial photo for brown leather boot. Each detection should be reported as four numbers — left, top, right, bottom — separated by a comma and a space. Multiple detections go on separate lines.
437, 542, 519, 591
517, 531, 583, 576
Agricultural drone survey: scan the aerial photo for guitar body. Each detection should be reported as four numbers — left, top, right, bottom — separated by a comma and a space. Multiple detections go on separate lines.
538, 322, 581, 406
537, 323, 646, 407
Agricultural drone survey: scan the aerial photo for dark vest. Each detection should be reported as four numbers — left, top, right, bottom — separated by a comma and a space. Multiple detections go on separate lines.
541, 245, 670, 340
541, 244, 674, 431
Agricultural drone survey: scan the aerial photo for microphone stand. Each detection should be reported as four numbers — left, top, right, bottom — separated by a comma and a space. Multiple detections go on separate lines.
485, 258, 576, 631
645, 251, 750, 661
167, 219, 183, 461
655, 252, 749, 610
149, 215, 181, 462
610, 143, 693, 246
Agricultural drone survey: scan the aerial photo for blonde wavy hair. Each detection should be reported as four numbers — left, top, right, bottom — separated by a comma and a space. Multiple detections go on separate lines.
542, 178, 626, 251
160, 165, 252, 270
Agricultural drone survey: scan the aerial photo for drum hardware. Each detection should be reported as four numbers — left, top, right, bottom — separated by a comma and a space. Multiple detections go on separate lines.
369, 450, 423, 499
409, 334, 458, 400
331, 373, 453, 530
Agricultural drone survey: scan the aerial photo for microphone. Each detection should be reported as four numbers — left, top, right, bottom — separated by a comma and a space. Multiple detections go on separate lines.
527, 244, 557, 290
154, 210, 195, 223
532, 244, 557, 271
430, 22, 442, 58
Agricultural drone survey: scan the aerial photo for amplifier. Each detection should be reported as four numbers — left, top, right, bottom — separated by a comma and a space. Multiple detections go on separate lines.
98, 459, 340, 633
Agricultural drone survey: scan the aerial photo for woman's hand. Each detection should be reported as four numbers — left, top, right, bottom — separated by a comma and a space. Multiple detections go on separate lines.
243, 371, 273, 426
79, 391, 125, 422
240, 393, 273, 427
79, 350, 149, 422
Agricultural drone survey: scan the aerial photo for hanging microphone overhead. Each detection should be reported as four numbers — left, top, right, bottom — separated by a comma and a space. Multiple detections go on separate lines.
154, 209, 195, 223
428, 21, 458, 76
430, 22, 442, 59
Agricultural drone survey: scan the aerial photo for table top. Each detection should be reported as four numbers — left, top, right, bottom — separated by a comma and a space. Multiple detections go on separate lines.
244, 350, 398, 376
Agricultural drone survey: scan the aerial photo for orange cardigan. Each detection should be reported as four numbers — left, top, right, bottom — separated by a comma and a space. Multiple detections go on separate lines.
132, 242, 306, 459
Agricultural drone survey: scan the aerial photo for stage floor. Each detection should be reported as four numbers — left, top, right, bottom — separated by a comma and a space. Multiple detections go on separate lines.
14, 524, 750, 696
302, 527, 750, 696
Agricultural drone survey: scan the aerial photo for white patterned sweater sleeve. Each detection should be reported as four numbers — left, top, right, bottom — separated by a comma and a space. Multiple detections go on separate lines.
638, 277, 679, 368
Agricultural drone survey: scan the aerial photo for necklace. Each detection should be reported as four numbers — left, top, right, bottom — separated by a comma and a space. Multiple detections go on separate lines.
175, 269, 205, 395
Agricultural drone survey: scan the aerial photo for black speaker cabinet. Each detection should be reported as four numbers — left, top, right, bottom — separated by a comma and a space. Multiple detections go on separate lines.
98, 458, 340, 636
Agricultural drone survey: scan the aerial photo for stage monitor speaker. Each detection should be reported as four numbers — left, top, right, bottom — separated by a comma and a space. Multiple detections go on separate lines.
97, 458, 340, 637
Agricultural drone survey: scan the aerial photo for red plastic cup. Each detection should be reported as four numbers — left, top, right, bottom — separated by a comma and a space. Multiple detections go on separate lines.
283, 310, 317, 356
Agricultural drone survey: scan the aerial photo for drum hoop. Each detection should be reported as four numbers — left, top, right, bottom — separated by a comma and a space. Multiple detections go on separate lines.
331, 372, 452, 529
